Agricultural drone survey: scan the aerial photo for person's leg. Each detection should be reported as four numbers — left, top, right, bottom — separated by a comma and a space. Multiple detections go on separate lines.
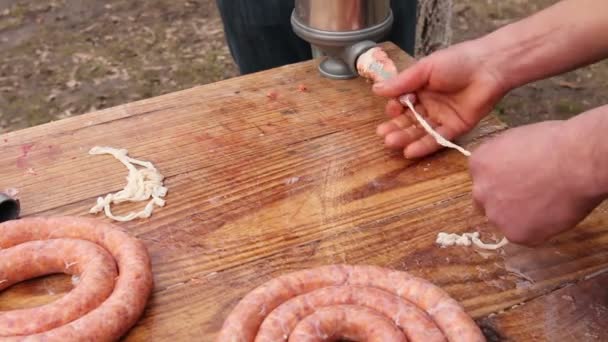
388, 0, 418, 56
216, 0, 312, 75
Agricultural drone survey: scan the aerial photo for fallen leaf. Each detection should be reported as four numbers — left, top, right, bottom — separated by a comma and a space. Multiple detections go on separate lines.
66, 79, 80, 89
555, 80, 583, 89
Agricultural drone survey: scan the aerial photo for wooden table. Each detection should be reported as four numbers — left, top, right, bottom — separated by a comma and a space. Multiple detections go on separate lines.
0, 42, 606, 341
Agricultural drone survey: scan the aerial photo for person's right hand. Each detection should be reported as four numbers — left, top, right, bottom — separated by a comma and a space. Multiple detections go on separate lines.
371, 40, 510, 159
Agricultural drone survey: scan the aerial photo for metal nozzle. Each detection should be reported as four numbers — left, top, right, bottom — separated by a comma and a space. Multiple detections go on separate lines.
291, 0, 393, 80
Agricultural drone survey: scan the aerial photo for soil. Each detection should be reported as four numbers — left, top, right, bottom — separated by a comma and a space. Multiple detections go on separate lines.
452, 0, 608, 127
0, 0, 606, 133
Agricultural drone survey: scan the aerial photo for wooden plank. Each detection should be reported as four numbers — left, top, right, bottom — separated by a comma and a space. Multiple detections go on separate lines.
478, 272, 608, 341
0, 42, 607, 340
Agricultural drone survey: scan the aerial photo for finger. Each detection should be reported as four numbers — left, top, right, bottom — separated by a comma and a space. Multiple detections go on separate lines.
472, 197, 485, 216
406, 102, 441, 128
372, 60, 431, 97
376, 114, 415, 136
392, 113, 415, 129
386, 94, 418, 119
401, 93, 417, 105
385, 125, 425, 148
404, 125, 458, 159
386, 105, 439, 151
471, 179, 490, 217
385, 99, 404, 118
376, 121, 399, 137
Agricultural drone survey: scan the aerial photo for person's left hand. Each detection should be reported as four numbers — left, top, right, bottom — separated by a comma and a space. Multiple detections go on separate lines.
469, 120, 604, 246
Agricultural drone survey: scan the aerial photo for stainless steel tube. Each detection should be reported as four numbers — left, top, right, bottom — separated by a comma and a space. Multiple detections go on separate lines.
291, 0, 393, 79
294, 0, 391, 31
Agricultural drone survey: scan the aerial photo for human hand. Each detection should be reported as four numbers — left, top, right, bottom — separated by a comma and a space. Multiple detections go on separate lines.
469, 119, 605, 246
372, 40, 508, 159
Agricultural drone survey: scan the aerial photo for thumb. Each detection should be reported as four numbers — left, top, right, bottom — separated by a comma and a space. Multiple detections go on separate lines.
372, 59, 431, 97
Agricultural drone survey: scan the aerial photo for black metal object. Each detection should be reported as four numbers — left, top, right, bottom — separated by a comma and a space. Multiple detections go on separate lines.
0, 193, 20, 223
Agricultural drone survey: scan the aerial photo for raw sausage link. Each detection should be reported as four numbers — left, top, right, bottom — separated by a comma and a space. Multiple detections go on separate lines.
0, 216, 153, 342
256, 286, 444, 341
216, 264, 485, 342
0, 239, 117, 335
289, 305, 407, 342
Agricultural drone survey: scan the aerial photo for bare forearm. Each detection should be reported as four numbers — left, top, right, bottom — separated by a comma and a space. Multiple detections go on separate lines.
562, 104, 608, 200
476, 0, 608, 91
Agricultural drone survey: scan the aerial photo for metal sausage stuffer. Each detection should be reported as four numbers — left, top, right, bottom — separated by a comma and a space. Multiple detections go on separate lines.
291, 0, 393, 79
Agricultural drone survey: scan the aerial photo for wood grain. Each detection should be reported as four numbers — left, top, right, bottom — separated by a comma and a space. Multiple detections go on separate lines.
478, 272, 608, 341
0, 42, 607, 341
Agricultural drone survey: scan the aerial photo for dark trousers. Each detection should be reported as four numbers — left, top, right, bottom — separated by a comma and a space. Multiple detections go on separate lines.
216, 0, 417, 75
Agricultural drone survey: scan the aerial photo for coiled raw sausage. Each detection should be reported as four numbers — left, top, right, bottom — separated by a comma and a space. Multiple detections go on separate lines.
0, 216, 153, 341
0, 239, 117, 335
217, 264, 485, 342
